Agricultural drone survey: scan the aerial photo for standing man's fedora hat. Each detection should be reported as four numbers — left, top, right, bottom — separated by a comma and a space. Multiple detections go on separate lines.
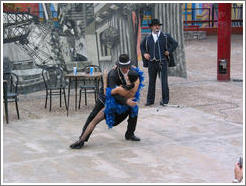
148, 19, 163, 27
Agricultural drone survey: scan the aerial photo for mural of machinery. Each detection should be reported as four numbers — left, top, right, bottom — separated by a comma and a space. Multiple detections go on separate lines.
3, 3, 63, 67
3, 3, 94, 93
3, 3, 187, 94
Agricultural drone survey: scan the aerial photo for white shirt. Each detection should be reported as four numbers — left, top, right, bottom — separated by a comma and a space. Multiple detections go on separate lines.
123, 72, 130, 84
152, 31, 160, 43
120, 68, 130, 84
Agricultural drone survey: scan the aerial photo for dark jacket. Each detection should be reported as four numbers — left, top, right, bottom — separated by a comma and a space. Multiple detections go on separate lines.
140, 32, 178, 67
98, 67, 135, 105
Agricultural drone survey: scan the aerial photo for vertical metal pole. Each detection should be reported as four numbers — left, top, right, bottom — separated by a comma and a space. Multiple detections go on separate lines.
212, 4, 214, 27
217, 3, 231, 81
185, 4, 187, 26
192, 3, 196, 25
42, 3, 48, 21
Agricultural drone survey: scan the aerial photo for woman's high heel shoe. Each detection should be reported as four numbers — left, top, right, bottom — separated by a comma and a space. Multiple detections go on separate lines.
70, 140, 84, 149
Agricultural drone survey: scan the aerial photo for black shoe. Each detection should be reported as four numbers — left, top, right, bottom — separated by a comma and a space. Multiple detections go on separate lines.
125, 135, 141, 141
70, 140, 84, 149
160, 101, 168, 106
145, 103, 154, 106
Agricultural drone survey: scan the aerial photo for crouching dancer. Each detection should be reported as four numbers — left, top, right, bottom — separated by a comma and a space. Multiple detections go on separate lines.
70, 54, 144, 149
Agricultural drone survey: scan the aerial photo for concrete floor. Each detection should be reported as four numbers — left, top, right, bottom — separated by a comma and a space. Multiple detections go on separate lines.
2, 35, 244, 184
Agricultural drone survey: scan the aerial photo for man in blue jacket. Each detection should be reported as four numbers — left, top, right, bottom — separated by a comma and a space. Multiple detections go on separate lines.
140, 19, 178, 106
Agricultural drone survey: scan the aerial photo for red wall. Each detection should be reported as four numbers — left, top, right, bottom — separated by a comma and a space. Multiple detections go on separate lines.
3, 3, 39, 16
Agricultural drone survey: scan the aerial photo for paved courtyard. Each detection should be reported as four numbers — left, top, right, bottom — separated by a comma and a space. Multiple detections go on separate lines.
2, 35, 244, 184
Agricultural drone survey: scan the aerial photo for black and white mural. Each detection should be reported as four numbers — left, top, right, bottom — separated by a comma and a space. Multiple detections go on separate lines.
2, 3, 186, 94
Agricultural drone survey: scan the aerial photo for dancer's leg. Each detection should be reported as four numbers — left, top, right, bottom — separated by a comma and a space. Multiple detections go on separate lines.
70, 109, 105, 149
79, 108, 105, 142
80, 99, 104, 141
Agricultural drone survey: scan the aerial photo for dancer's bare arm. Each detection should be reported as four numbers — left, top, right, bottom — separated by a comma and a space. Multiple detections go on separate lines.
111, 87, 129, 97
111, 79, 140, 99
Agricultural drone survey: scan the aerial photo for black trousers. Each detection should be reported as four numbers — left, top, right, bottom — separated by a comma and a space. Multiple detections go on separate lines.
81, 99, 138, 141
147, 60, 169, 104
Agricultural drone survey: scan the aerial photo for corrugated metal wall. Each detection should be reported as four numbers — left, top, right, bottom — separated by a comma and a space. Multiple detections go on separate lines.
99, 12, 134, 69
101, 3, 187, 78
154, 3, 187, 78
110, 13, 131, 64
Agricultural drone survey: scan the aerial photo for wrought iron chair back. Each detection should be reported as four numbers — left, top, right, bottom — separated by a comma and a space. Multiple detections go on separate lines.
42, 66, 66, 90
79, 65, 102, 107
41, 66, 67, 111
3, 72, 19, 96
3, 72, 20, 121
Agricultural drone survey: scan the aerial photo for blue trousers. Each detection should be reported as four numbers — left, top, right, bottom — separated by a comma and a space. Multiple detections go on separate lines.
147, 60, 169, 104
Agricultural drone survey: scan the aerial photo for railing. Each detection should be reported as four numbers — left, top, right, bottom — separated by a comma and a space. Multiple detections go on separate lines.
3, 9, 58, 22
184, 19, 243, 27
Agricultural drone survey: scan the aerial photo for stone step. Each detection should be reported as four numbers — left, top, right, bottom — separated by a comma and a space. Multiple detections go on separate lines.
184, 31, 207, 40
18, 80, 45, 94
12, 59, 35, 70
13, 68, 42, 78
12, 69, 44, 94
18, 77, 43, 86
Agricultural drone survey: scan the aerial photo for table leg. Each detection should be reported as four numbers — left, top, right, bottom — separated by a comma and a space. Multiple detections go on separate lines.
75, 78, 77, 111
67, 78, 71, 116
96, 78, 99, 99
3, 82, 8, 123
